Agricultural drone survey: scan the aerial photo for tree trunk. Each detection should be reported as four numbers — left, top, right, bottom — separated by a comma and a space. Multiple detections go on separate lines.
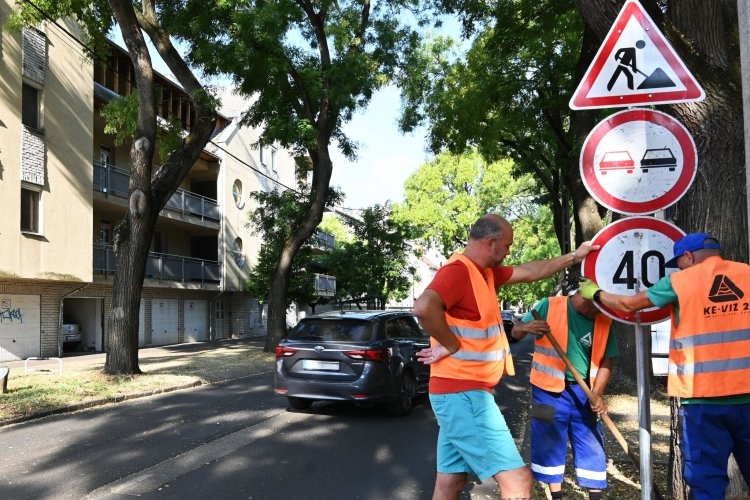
104, 0, 216, 373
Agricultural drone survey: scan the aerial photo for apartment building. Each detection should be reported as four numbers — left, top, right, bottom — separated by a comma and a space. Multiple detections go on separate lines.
0, 3, 300, 361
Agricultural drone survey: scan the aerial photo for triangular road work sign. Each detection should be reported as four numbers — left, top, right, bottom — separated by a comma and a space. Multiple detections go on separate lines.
570, 0, 705, 110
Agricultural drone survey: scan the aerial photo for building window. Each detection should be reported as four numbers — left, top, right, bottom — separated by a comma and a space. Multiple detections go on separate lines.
271, 146, 277, 172
233, 237, 246, 267
232, 179, 244, 208
21, 186, 41, 233
259, 140, 266, 167
22, 83, 40, 130
99, 221, 111, 244
100, 146, 113, 166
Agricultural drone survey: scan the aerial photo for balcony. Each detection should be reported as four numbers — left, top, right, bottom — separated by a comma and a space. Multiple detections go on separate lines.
94, 243, 221, 284
314, 274, 336, 297
309, 229, 335, 252
93, 161, 220, 222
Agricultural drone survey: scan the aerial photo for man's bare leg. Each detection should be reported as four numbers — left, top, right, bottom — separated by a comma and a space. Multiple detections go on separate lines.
494, 465, 532, 499
432, 472, 468, 500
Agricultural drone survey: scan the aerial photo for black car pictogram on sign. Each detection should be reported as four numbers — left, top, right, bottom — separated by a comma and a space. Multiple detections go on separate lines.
640, 147, 677, 172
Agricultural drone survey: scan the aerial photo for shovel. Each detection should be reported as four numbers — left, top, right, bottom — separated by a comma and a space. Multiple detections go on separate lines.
530, 310, 664, 499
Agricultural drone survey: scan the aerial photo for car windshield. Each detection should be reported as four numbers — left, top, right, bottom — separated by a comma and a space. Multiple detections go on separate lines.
288, 319, 374, 342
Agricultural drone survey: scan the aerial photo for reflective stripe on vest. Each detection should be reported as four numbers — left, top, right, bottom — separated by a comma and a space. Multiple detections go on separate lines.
430, 253, 514, 384
529, 296, 611, 392
668, 257, 750, 398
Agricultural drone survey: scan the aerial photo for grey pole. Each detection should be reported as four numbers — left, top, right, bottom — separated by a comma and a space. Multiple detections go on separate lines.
740, 0, 750, 259
634, 283, 653, 499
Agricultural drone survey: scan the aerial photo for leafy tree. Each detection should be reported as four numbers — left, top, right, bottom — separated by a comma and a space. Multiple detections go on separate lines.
161, 0, 426, 351
324, 205, 417, 309
246, 187, 343, 311
11, 0, 218, 374
393, 149, 560, 305
397, 1, 606, 252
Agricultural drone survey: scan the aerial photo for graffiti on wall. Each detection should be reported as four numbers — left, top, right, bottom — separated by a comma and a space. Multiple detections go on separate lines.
0, 299, 23, 323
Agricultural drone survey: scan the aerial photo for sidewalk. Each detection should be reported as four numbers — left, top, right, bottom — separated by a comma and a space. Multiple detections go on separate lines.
2, 336, 268, 375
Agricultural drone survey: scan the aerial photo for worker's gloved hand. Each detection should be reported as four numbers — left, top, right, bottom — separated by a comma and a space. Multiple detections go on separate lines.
579, 277, 601, 301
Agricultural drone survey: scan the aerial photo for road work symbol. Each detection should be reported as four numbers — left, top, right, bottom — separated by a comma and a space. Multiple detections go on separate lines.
569, 0, 704, 109
607, 40, 675, 91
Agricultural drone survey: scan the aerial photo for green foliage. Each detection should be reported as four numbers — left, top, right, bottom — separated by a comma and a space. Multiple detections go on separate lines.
397, 0, 600, 248
393, 149, 545, 256
498, 205, 560, 308
8, 0, 114, 58
246, 186, 343, 307
393, 149, 560, 308
158, 0, 426, 160
319, 213, 352, 246
323, 205, 417, 308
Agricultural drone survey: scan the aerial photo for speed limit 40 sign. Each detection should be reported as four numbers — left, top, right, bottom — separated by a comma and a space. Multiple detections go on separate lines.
581, 217, 685, 324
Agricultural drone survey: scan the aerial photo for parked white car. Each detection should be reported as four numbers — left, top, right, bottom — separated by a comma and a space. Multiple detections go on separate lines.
61, 314, 82, 344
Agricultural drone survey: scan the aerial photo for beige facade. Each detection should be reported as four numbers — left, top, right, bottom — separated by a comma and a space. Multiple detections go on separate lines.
0, 5, 297, 361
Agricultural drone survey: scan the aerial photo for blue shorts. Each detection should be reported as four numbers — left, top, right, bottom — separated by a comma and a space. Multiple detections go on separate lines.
680, 402, 750, 499
429, 390, 526, 481
530, 384, 607, 489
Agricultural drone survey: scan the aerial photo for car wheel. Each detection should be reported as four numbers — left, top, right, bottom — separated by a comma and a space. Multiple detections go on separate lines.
388, 372, 416, 416
287, 396, 313, 410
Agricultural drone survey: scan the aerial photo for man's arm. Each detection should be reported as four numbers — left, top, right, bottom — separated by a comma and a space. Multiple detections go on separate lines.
589, 357, 614, 415
413, 289, 460, 357
597, 290, 654, 312
579, 278, 656, 312
506, 241, 599, 284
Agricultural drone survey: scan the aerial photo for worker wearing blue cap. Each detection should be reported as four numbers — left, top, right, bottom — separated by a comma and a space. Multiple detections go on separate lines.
579, 233, 750, 499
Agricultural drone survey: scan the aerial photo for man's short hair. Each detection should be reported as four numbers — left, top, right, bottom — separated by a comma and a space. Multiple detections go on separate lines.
469, 215, 503, 240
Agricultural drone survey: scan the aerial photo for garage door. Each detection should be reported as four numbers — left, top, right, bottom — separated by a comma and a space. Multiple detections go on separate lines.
184, 300, 208, 342
138, 300, 146, 347
0, 295, 41, 361
151, 299, 179, 346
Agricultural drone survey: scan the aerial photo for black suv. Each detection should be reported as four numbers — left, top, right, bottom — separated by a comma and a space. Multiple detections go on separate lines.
274, 310, 430, 416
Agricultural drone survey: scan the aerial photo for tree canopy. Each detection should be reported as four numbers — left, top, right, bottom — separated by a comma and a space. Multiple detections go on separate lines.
393, 149, 561, 306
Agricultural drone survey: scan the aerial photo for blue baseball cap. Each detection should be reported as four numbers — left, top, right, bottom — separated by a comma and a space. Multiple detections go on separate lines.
665, 232, 721, 268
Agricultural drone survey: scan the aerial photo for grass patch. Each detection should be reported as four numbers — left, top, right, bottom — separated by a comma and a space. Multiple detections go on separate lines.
0, 343, 275, 423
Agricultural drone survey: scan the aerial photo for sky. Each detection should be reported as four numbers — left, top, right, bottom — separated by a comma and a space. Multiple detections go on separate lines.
328, 86, 432, 210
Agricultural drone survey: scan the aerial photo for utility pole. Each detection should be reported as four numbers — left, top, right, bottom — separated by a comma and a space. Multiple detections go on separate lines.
740, 0, 750, 259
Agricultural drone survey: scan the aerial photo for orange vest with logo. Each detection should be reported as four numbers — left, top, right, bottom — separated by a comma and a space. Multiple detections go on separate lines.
529, 296, 612, 392
668, 257, 750, 398
430, 253, 514, 385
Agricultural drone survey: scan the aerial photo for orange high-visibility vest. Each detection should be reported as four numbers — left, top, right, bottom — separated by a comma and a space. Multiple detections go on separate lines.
529, 296, 612, 392
430, 253, 514, 385
668, 257, 750, 398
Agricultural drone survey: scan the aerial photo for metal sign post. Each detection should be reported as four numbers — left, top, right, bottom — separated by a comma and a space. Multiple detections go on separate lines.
634, 289, 654, 499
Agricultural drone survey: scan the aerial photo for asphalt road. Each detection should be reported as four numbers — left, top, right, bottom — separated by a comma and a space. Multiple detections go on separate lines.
0, 337, 534, 500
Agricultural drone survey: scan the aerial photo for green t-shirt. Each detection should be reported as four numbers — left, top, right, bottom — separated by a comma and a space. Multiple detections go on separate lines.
644, 275, 750, 405
522, 297, 618, 382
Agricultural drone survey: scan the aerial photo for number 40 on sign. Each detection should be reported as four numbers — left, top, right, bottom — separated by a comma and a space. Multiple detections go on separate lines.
581, 217, 685, 325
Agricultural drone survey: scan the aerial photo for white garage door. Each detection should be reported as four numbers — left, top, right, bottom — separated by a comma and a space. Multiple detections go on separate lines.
151, 299, 179, 346
184, 300, 208, 342
138, 300, 146, 347
0, 295, 41, 361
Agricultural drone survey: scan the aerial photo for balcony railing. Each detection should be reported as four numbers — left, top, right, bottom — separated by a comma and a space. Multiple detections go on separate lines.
93, 161, 220, 222
314, 273, 336, 297
94, 243, 221, 284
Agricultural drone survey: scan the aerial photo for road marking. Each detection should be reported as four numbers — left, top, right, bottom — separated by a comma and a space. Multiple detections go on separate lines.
83, 410, 309, 499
